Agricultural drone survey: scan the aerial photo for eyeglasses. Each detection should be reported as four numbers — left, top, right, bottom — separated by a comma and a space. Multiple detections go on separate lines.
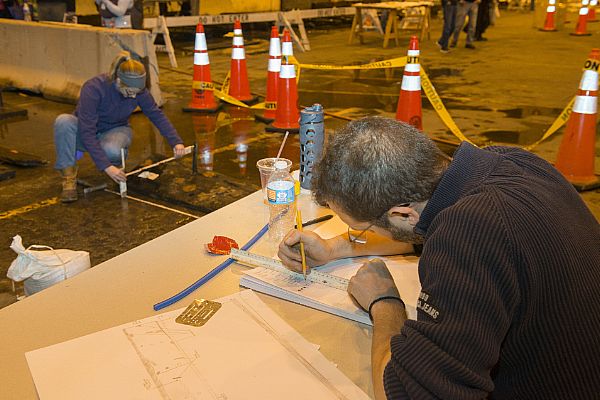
348, 222, 376, 244
347, 203, 411, 244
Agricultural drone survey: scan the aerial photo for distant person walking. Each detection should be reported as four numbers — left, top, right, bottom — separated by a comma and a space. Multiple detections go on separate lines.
437, 0, 458, 53
475, 0, 492, 41
451, 0, 480, 49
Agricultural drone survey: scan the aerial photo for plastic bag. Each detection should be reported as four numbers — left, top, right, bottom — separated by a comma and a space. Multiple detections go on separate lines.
6, 235, 91, 296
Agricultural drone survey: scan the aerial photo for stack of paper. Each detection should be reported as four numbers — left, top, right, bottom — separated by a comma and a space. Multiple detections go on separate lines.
240, 215, 421, 325
26, 290, 371, 400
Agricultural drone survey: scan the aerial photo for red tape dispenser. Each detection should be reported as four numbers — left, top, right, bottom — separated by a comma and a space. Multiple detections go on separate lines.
205, 236, 239, 255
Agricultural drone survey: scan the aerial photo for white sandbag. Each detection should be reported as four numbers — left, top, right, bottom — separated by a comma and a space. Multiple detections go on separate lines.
7, 235, 91, 296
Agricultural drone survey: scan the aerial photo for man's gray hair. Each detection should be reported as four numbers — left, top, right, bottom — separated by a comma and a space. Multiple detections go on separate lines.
312, 116, 449, 222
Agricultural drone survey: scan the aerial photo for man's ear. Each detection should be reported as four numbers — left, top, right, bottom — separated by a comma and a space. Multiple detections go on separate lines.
387, 204, 420, 227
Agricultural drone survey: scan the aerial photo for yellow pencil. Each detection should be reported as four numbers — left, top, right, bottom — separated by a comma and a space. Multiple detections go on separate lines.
296, 209, 307, 280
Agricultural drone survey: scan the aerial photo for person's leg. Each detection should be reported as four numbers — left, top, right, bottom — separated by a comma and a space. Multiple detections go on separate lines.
53, 114, 80, 202
478, 0, 491, 39
54, 114, 79, 170
445, 4, 458, 48
438, 1, 449, 46
97, 125, 133, 167
466, 2, 479, 45
451, 2, 468, 46
475, 0, 484, 39
439, 1, 457, 49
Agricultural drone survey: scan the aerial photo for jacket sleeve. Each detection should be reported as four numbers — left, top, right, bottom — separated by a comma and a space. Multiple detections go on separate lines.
383, 192, 520, 399
77, 82, 113, 171
136, 91, 184, 148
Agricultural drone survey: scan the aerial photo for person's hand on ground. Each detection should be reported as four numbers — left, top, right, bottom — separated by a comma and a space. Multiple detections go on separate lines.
104, 165, 126, 183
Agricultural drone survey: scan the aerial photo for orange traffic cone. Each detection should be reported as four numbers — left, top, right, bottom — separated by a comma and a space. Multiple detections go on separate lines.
588, 0, 598, 21
555, 49, 600, 190
183, 23, 220, 113
396, 36, 422, 130
191, 114, 217, 171
256, 26, 281, 124
540, 0, 558, 31
268, 29, 300, 133
571, 0, 592, 36
229, 20, 258, 104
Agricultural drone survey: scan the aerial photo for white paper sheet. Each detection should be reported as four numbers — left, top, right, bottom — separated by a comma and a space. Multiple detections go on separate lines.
26, 290, 370, 400
240, 215, 421, 325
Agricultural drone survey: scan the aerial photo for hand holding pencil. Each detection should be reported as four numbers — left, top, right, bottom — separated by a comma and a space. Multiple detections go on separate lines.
295, 209, 308, 280
278, 214, 335, 273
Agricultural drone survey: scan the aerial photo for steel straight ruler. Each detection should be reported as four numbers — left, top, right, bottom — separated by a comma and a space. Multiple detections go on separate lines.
230, 248, 350, 291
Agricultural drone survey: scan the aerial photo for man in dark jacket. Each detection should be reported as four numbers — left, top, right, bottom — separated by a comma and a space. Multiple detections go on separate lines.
279, 116, 600, 399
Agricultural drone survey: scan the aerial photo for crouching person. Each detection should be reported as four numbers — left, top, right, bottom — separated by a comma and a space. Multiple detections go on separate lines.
54, 52, 185, 202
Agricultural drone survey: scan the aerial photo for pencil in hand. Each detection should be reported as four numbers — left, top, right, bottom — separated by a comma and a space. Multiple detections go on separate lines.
295, 209, 308, 280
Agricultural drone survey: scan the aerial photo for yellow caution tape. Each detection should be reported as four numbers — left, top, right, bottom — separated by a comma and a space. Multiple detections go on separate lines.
523, 97, 575, 151
221, 71, 231, 95
584, 58, 599, 72
294, 56, 407, 71
213, 90, 266, 110
213, 89, 250, 108
407, 56, 419, 64
210, 54, 574, 152
217, 71, 267, 109
420, 69, 474, 145
192, 81, 214, 91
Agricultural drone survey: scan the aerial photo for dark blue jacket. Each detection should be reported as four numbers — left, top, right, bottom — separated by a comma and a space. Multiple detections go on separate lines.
74, 74, 182, 171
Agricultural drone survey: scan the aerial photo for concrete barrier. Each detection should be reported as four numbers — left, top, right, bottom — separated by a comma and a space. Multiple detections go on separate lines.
0, 20, 163, 105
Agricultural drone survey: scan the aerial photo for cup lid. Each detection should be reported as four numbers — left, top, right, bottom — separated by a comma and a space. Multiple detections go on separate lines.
274, 160, 288, 170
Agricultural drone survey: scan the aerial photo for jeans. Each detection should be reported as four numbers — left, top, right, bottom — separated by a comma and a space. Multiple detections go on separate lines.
54, 114, 132, 170
438, 1, 458, 49
451, 1, 479, 46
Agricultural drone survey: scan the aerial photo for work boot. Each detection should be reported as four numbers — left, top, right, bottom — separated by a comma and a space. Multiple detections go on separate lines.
59, 165, 78, 203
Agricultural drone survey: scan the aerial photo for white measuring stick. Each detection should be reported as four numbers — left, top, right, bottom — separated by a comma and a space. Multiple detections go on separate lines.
230, 248, 350, 291
120, 148, 127, 198
126, 145, 194, 177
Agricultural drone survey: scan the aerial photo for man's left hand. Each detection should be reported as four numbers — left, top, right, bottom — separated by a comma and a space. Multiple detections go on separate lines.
348, 258, 401, 311
173, 144, 186, 158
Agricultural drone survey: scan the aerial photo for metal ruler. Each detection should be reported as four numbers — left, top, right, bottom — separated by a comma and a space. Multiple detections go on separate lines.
230, 248, 349, 291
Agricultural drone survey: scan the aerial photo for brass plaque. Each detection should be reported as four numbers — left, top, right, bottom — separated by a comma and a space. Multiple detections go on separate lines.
176, 299, 221, 327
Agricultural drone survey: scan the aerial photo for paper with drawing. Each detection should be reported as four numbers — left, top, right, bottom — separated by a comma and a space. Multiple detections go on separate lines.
26, 290, 370, 400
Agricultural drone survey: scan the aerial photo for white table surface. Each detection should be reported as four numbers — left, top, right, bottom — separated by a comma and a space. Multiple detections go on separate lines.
0, 190, 379, 399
